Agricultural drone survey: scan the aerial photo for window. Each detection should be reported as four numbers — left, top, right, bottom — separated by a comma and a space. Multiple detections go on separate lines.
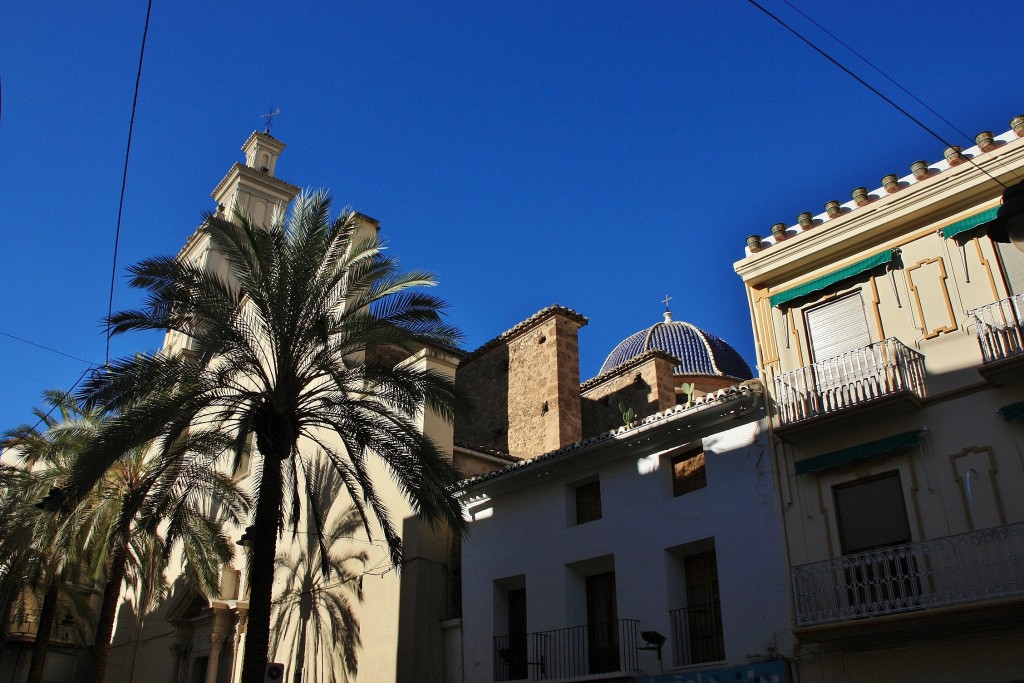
995, 240, 1024, 295
833, 471, 912, 553
833, 471, 920, 611
574, 479, 602, 524
804, 292, 872, 363
231, 433, 254, 480
586, 571, 619, 674
671, 449, 706, 497
667, 544, 724, 667
494, 580, 528, 682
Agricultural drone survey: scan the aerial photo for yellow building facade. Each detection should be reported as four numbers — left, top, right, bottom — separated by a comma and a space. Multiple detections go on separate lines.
735, 119, 1024, 681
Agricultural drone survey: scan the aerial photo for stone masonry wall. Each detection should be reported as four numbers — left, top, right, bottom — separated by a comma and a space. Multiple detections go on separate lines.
580, 353, 677, 437
454, 308, 585, 458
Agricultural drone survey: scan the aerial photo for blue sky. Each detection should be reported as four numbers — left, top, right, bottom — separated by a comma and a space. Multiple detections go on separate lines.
1, 1, 1021, 429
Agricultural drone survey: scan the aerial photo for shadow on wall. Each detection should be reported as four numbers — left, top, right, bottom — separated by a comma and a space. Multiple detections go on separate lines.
580, 375, 659, 438
454, 345, 511, 453
393, 515, 456, 683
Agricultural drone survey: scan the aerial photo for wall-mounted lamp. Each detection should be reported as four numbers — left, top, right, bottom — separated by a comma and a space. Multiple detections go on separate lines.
639, 630, 667, 660
236, 525, 255, 547
983, 181, 1024, 251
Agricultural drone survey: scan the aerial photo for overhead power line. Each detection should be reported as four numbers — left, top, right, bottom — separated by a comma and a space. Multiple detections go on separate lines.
0, 330, 97, 365
106, 0, 155, 364
744, 0, 1009, 189
778, 0, 974, 145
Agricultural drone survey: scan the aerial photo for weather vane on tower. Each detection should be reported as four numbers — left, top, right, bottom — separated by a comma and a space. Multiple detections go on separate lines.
260, 106, 281, 134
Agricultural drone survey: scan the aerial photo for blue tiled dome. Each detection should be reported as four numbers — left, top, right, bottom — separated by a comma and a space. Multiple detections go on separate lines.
599, 314, 753, 380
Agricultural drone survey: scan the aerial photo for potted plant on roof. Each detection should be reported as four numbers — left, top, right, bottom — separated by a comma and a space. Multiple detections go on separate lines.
1012, 115, 1024, 138
975, 131, 996, 153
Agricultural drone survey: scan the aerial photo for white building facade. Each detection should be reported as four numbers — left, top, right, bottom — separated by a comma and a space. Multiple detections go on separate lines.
459, 382, 792, 683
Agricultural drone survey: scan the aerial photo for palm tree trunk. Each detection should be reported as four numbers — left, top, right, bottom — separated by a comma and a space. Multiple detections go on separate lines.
88, 540, 129, 683
26, 577, 59, 683
0, 586, 15, 661
240, 448, 286, 683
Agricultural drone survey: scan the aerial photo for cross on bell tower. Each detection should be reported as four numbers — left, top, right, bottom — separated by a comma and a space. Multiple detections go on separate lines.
260, 106, 281, 134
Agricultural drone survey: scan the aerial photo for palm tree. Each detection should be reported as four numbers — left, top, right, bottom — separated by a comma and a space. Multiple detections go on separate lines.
82, 430, 249, 683
2, 392, 99, 683
270, 458, 367, 683
73, 191, 469, 683
0, 464, 37, 662
4, 392, 249, 683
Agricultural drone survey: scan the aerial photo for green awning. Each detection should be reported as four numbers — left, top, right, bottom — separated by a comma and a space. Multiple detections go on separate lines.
999, 400, 1024, 422
769, 249, 897, 309
796, 430, 923, 475
940, 207, 999, 240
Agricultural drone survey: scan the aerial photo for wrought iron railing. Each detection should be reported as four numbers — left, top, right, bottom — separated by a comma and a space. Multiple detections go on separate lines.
668, 603, 724, 667
792, 521, 1024, 626
529, 619, 639, 680
970, 293, 1024, 363
494, 633, 530, 681
773, 338, 926, 425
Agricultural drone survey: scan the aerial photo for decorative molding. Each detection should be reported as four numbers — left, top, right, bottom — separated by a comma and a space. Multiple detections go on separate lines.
951, 446, 1006, 529
906, 257, 957, 339
973, 237, 1001, 302
869, 276, 885, 340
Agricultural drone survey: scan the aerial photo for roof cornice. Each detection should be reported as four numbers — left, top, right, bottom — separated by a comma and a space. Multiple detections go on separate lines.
462, 380, 763, 493
735, 133, 1024, 288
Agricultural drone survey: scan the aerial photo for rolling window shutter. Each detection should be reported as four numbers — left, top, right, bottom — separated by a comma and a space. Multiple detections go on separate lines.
805, 292, 872, 363
996, 241, 1024, 295
834, 471, 912, 553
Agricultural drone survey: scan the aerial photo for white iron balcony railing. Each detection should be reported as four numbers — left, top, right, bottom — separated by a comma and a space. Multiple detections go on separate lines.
970, 293, 1024, 363
773, 338, 926, 425
792, 521, 1024, 626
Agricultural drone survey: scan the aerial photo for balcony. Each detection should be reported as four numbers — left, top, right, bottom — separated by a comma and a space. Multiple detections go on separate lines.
495, 619, 640, 681
773, 338, 927, 443
792, 521, 1024, 631
971, 294, 1024, 385
668, 603, 724, 668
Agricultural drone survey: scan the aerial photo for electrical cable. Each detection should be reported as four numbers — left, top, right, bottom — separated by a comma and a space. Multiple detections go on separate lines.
105, 0, 154, 365
0, 330, 97, 365
744, 0, 1009, 190
779, 0, 973, 144
3, 366, 95, 443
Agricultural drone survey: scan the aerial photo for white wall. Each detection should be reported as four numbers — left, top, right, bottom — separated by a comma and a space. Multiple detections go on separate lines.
461, 412, 791, 682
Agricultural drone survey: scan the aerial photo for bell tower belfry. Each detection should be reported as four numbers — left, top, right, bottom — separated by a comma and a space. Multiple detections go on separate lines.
174, 131, 302, 311
210, 131, 300, 229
